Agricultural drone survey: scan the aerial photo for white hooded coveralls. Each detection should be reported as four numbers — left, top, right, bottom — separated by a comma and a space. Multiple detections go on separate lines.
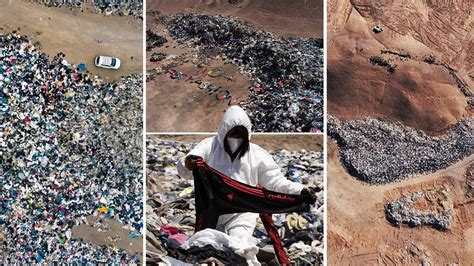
177, 106, 304, 241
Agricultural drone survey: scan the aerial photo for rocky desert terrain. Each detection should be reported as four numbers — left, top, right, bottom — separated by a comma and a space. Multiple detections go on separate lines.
328, 0, 473, 264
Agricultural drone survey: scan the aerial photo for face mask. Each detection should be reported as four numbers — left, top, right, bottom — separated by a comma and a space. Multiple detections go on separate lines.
227, 137, 243, 153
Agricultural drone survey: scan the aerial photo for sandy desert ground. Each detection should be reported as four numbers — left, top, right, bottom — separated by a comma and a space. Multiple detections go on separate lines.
72, 216, 143, 256
328, 0, 473, 264
0, 0, 142, 81
328, 0, 472, 133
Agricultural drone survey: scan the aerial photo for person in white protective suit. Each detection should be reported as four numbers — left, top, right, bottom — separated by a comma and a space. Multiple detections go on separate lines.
177, 106, 317, 250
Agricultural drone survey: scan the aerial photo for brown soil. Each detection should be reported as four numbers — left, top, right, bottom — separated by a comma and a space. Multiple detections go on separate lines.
147, 0, 323, 38
327, 140, 474, 265
148, 134, 323, 151
72, 216, 143, 257
0, 0, 143, 81
328, 0, 472, 133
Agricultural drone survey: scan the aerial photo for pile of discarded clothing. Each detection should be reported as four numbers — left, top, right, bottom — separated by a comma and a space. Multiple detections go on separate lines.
146, 30, 167, 51
328, 115, 473, 184
385, 192, 452, 231
93, 0, 143, 19
146, 139, 324, 265
161, 14, 324, 132
150, 52, 167, 62
1, 32, 142, 263
30, 0, 143, 19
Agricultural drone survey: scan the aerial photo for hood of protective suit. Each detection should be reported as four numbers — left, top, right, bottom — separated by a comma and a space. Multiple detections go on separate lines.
217, 106, 252, 149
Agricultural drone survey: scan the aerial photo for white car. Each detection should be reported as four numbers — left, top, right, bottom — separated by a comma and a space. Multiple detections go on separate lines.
94, 56, 121, 69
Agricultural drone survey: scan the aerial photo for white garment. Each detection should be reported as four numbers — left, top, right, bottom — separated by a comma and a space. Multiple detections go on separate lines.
177, 106, 304, 239
181, 228, 260, 266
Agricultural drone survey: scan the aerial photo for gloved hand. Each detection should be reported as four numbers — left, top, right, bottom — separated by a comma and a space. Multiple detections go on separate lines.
300, 186, 321, 204
185, 155, 202, 170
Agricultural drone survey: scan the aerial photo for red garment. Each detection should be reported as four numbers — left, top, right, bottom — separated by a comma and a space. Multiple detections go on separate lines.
160, 225, 179, 235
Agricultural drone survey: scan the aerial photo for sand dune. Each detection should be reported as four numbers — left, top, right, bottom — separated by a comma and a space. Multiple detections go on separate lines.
328, 0, 472, 133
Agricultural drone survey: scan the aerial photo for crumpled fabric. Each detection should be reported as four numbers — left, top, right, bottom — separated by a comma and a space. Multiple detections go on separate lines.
181, 228, 260, 265
286, 213, 309, 231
